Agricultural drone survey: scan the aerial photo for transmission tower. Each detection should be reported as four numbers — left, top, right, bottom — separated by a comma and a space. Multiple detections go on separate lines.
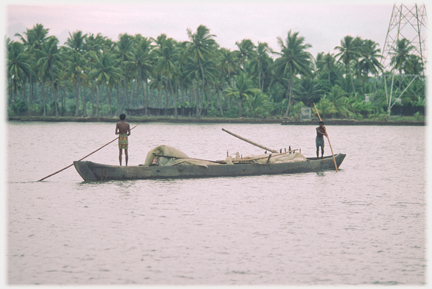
381, 3, 427, 71
375, 3, 428, 115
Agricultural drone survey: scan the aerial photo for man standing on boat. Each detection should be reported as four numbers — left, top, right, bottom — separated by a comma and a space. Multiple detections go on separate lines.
115, 113, 131, 166
316, 121, 327, 158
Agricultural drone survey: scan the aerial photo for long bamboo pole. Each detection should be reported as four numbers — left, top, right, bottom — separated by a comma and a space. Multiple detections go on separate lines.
313, 104, 338, 172
222, 128, 278, 153
38, 122, 141, 181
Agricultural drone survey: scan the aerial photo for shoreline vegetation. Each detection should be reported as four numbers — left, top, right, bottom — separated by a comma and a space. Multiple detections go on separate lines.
7, 24, 426, 125
8, 115, 425, 126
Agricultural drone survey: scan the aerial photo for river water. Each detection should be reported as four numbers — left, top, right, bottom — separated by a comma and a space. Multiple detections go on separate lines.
6, 121, 427, 285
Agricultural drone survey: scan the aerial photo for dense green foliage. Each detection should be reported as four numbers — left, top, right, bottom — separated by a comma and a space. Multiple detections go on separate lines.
6, 23, 426, 119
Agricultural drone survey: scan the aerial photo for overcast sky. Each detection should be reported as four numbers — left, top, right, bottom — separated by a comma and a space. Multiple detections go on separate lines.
4, 0, 411, 58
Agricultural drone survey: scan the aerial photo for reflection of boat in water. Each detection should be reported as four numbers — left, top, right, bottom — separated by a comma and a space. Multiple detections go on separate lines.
73, 144, 346, 182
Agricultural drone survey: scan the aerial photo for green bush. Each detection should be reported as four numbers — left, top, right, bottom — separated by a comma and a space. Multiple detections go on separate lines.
288, 101, 306, 120
30, 104, 43, 115
68, 104, 76, 114
11, 99, 27, 115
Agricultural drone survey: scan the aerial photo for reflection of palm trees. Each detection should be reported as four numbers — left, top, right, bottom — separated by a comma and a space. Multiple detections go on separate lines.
273, 30, 313, 116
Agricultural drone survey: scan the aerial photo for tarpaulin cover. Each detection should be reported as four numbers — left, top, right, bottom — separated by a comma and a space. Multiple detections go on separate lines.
143, 145, 221, 167
143, 145, 306, 167
143, 145, 189, 166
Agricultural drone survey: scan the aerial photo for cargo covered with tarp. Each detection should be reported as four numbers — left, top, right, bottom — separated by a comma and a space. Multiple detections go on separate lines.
143, 145, 306, 167
143, 145, 221, 167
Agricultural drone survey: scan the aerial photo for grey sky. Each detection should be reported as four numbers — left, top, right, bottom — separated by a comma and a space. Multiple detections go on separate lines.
4, 0, 402, 58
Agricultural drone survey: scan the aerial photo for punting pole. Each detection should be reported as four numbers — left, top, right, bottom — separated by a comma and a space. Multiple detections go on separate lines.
38, 122, 141, 181
313, 103, 338, 172
222, 128, 278, 153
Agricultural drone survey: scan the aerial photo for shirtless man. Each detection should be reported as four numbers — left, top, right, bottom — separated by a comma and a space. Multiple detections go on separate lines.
115, 114, 131, 166
316, 121, 327, 158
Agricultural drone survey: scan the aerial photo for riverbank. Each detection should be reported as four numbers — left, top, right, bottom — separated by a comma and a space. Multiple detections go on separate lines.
7, 115, 426, 126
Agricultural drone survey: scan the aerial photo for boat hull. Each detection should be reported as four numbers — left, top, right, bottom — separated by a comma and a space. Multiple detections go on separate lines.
73, 154, 346, 181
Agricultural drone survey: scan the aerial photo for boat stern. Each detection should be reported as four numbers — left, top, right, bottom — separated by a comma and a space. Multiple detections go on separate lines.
335, 153, 346, 169
73, 161, 98, 181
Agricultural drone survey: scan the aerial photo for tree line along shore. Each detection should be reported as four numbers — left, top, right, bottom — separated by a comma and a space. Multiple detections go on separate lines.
7, 24, 426, 122
8, 115, 425, 126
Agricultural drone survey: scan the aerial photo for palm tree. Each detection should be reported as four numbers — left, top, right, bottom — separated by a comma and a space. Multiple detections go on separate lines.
235, 39, 255, 72
250, 42, 272, 91
84, 33, 107, 115
358, 39, 384, 81
7, 40, 31, 112
320, 53, 337, 83
326, 85, 350, 117
64, 30, 87, 52
65, 31, 88, 116
89, 50, 124, 116
292, 77, 323, 107
174, 41, 191, 115
390, 38, 416, 92
186, 25, 218, 118
153, 35, 180, 116
36, 36, 61, 116
390, 38, 415, 74
127, 36, 154, 113
335, 35, 361, 94
224, 72, 260, 117
55, 58, 72, 115
116, 33, 135, 111
15, 24, 50, 112
315, 97, 338, 119
66, 50, 87, 116
404, 54, 424, 75
273, 30, 313, 116
217, 48, 238, 82
245, 91, 273, 118
15, 23, 49, 51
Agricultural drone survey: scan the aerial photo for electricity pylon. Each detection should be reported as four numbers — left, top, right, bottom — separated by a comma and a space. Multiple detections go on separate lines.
378, 3, 427, 115
381, 3, 427, 71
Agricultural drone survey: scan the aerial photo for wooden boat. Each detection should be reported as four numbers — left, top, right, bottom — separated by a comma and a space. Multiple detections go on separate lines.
73, 153, 346, 182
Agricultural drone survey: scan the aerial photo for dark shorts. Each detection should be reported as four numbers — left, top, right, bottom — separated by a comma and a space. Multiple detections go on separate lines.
316, 137, 324, 147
